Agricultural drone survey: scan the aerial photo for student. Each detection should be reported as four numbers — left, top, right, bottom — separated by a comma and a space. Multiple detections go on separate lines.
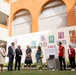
68, 44, 75, 71
35, 46, 43, 71
37, 56, 43, 71
58, 42, 66, 70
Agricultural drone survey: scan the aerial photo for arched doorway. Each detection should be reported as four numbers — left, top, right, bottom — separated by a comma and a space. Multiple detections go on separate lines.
39, 0, 68, 31
12, 10, 32, 36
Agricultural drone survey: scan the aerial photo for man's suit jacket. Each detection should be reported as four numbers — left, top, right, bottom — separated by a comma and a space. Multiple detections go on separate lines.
15, 48, 22, 59
7, 46, 14, 58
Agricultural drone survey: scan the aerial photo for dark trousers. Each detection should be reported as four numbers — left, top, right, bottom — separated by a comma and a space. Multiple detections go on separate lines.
15, 57, 21, 70
8, 56, 14, 71
59, 56, 66, 70
69, 57, 75, 69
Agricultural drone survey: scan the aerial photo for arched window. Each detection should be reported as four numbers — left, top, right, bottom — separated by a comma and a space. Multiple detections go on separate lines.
12, 10, 32, 36
39, 0, 68, 31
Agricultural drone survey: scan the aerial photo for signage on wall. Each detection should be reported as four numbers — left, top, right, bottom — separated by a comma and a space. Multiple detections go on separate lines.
58, 32, 64, 39
31, 41, 36, 48
40, 35, 45, 41
43, 42, 47, 47
69, 30, 76, 47
57, 40, 66, 45
48, 45, 56, 48
49, 35, 54, 43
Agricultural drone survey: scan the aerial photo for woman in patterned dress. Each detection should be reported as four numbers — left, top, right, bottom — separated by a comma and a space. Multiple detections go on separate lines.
35, 46, 43, 71
25, 45, 32, 70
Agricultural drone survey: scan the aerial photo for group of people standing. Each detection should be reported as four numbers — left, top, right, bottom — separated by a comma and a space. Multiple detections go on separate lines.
7, 42, 33, 71
7, 42, 22, 71
0, 41, 75, 72
7, 42, 43, 71
58, 42, 75, 71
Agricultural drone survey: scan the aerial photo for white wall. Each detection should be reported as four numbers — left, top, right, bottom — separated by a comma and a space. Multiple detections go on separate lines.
0, 27, 8, 40
39, 4, 68, 31
7, 26, 76, 64
0, 0, 10, 15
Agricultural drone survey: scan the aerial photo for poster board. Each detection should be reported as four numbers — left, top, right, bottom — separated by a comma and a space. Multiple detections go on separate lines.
45, 45, 58, 59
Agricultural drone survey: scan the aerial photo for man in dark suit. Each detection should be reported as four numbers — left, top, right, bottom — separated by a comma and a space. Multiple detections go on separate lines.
7, 42, 15, 71
14, 45, 22, 71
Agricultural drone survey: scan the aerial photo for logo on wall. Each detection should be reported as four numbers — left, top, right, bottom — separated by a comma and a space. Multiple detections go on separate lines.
57, 40, 66, 45
58, 32, 64, 39
43, 42, 47, 47
40, 35, 45, 41
31, 41, 36, 48
49, 36, 54, 43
